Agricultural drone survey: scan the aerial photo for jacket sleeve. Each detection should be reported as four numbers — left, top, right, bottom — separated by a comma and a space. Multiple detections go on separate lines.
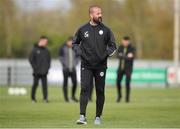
125, 46, 136, 61
117, 46, 124, 59
59, 45, 66, 67
48, 50, 51, 69
107, 29, 117, 57
29, 48, 37, 70
73, 49, 80, 66
72, 28, 82, 56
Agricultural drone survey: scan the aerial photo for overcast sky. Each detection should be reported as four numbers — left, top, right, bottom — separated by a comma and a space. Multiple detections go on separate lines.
15, 0, 71, 11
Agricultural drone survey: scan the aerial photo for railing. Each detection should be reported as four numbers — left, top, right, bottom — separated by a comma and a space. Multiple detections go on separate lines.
0, 59, 178, 87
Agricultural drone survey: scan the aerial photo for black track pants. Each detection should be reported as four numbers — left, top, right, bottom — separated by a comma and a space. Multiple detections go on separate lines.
80, 67, 106, 117
31, 74, 48, 100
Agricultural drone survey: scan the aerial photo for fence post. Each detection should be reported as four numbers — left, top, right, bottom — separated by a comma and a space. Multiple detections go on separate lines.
7, 66, 11, 86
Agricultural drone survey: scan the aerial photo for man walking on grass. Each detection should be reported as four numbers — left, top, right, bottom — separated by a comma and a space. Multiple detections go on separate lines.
73, 6, 116, 125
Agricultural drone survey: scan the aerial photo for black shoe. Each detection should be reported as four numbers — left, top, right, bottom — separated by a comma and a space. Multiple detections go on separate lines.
125, 99, 130, 103
116, 97, 121, 103
65, 99, 70, 103
72, 97, 79, 103
125, 97, 130, 103
43, 99, 49, 103
32, 99, 37, 103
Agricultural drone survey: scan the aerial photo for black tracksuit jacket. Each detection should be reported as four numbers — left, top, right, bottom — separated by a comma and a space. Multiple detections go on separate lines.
29, 44, 51, 75
117, 44, 135, 71
72, 22, 116, 69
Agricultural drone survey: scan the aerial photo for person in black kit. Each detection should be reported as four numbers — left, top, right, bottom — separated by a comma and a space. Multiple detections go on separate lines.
59, 36, 79, 103
73, 6, 116, 125
29, 36, 51, 103
116, 36, 135, 103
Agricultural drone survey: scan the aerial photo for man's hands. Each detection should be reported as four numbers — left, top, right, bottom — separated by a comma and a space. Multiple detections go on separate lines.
119, 52, 133, 59
127, 53, 133, 58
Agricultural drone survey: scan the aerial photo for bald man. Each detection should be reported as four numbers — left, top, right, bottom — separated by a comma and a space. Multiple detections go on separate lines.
73, 5, 116, 125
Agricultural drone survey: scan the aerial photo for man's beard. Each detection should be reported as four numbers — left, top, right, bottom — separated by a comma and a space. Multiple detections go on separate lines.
93, 17, 102, 24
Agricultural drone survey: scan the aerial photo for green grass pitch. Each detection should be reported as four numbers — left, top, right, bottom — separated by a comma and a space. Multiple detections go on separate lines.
0, 86, 180, 128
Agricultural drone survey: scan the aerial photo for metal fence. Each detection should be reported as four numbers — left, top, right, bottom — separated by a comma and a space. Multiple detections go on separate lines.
0, 59, 33, 86
0, 59, 176, 87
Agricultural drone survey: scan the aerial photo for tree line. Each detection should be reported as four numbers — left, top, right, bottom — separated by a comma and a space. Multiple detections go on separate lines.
0, 0, 174, 59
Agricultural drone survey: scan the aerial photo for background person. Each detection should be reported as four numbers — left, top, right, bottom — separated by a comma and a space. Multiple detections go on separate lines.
29, 36, 51, 103
116, 36, 135, 103
59, 36, 79, 102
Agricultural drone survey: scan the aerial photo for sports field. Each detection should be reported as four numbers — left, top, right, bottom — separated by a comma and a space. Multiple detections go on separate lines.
0, 86, 180, 128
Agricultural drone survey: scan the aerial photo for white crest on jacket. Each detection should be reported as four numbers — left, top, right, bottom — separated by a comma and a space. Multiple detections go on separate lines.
84, 31, 89, 38
99, 30, 103, 35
